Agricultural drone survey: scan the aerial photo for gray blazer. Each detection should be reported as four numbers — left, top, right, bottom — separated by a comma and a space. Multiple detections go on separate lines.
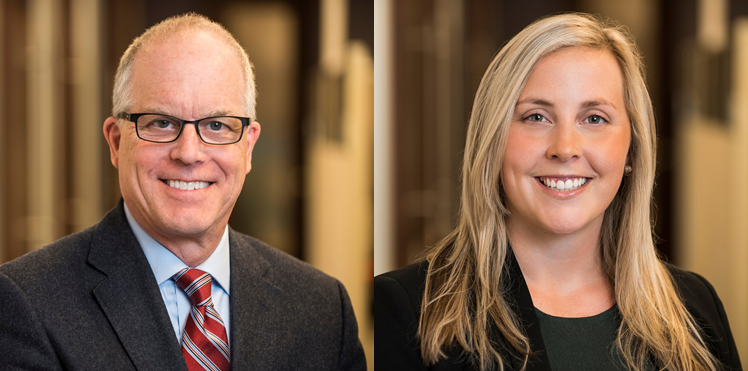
0, 200, 366, 370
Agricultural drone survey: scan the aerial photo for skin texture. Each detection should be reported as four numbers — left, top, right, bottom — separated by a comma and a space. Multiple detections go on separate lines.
503, 46, 631, 317
103, 30, 261, 267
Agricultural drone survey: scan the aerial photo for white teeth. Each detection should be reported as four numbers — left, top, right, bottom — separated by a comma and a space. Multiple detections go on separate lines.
540, 177, 587, 192
165, 180, 211, 190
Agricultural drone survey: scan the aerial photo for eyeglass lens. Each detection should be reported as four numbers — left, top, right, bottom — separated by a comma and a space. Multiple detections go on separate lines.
136, 114, 244, 144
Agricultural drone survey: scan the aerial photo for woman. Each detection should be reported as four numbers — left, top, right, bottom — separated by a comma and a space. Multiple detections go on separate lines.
374, 13, 741, 371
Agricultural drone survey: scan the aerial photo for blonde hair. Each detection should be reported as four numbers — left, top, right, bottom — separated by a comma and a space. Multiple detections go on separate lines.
420, 13, 720, 371
112, 13, 257, 121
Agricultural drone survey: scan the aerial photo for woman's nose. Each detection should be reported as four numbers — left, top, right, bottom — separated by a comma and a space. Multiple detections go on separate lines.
546, 123, 582, 162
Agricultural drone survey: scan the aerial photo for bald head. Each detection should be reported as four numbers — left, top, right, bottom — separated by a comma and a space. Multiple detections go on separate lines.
112, 13, 256, 121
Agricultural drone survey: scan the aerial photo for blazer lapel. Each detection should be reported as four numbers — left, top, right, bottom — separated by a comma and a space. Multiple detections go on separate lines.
426, 251, 552, 371
506, 251, 552, 371
228, 230, 290, 371
87, 201, 186, 371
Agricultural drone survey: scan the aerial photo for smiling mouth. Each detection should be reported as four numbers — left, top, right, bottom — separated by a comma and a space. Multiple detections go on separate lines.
161, 179, 213, 191
537, 177, 589, 192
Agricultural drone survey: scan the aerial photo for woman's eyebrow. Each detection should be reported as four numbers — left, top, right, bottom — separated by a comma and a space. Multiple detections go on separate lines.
581, 99, 617, 109
516, 98, 553, 107
516, 99, 618, 109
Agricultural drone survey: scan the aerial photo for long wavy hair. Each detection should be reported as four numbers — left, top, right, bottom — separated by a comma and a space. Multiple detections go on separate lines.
419, 13, 720, 371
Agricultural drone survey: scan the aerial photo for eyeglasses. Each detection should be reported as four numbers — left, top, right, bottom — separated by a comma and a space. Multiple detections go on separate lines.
118, 113, 251, 145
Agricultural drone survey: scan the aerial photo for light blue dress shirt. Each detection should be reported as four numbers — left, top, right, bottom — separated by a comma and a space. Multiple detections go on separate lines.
123, 203, 231, 342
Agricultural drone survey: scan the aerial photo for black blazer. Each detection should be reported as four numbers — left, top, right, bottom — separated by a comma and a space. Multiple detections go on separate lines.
374, 254, 741, 370
0, 200, 366, 370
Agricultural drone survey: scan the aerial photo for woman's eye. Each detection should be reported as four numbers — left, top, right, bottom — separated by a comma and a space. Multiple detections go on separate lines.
526, 114, 545, 122
585, 115, 606, 124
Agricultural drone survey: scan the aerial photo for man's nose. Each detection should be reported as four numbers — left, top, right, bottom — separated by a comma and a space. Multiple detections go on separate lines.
546, 122, 582, 162
170, 123, 207, 164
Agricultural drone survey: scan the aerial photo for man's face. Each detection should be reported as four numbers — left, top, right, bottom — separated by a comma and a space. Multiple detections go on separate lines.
103, 30, 260, 246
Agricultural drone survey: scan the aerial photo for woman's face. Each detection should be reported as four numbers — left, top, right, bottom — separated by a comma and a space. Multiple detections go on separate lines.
502, 46, 631, 237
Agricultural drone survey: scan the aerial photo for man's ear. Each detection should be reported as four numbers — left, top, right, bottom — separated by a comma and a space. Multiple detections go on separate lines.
103, 117, 122, 168
244, 122, 261, 174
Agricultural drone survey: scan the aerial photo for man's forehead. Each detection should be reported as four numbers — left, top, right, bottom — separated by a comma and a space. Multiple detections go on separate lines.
127, 31, 245, 118
129, 86, 245, 120
140, 29, 226, 55
132, 31, 238, 76
131, 92, 242, 116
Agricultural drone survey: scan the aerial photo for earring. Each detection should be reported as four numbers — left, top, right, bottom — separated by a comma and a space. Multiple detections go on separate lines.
624, 165, 632, 175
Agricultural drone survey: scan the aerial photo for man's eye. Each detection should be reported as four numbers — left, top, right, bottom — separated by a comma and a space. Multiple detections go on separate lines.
585, 115, 606, 124
146, 120, 175, 129
155, 120, 172, 128
207, 121, 225, 131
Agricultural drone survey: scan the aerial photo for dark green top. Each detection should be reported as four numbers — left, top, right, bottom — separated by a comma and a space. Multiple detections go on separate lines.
534, 305, 632, 371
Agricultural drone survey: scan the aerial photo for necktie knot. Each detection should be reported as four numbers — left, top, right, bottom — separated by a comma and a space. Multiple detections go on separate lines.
174, 268, 212, 307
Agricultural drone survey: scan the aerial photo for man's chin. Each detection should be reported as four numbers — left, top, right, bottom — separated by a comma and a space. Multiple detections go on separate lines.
157, 222, 214, 240
152, 211, 220, 237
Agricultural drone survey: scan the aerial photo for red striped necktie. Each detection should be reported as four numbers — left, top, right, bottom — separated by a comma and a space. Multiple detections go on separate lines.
174, 268, 230, 371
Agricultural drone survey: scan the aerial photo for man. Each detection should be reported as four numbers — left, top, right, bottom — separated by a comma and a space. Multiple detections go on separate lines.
0, 13, 365, 370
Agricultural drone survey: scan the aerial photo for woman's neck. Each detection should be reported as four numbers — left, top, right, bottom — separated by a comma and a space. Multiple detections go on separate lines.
508, 217, 614, 317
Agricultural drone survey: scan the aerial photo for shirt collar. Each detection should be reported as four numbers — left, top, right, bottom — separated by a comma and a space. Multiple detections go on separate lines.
123, 202, 231, 294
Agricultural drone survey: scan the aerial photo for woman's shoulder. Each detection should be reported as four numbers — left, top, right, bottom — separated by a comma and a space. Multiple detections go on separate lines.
376, 261, 430, 288
664, 263, 724, 315
375, 261, 430, 310
374, 261, 434, 370
663, 263, 740, 367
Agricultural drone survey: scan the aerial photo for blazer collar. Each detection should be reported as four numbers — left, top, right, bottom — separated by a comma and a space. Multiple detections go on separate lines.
86, 199, 187, 371
505, 249, 552, 371
430, 250, 552, 371
227, 230, 291, 370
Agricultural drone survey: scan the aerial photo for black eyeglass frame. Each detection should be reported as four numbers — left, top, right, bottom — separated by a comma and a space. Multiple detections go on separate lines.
118, 112, 251, 145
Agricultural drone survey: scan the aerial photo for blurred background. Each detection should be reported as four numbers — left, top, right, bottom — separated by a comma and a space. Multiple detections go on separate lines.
376, 0, 748, 362
0, 0, 372, 367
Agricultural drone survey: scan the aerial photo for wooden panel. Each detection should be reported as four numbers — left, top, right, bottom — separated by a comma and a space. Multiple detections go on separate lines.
26, 0, 66, 251
70, 0, 103, 233
1, 0, 28, 262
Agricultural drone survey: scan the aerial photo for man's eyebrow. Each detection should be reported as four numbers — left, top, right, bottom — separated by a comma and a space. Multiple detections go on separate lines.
207, 110, 231, 117
142, 107, 171, 115
140, 108, 233, 118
